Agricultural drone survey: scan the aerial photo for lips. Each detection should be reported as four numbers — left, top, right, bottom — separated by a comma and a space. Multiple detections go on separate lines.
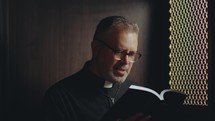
115, 68, 127, 76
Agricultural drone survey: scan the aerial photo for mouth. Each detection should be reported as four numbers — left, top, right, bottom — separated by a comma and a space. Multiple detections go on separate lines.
114, 68, 127, 76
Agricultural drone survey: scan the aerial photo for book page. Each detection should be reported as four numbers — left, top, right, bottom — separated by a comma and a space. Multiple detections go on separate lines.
160, 89, 187, 105
160, 89, 176, 99
129, 85, 163, 100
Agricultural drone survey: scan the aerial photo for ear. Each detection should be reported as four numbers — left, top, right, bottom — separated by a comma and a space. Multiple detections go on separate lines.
91, 40, 101, 57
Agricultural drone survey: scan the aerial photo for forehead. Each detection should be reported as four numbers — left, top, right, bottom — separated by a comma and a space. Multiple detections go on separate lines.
103, 30, 138, 51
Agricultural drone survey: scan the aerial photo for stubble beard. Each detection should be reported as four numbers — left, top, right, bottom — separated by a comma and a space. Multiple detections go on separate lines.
107, 70, 128, 84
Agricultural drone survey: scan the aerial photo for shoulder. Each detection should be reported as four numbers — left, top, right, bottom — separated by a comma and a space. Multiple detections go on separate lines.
121, 80, 140, 89
114, 80, 139, 100
45, 70, 84, 95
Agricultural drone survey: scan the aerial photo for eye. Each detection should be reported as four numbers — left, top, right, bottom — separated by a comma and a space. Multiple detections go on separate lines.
114, 49, 124, 54
127, 52, 136, 56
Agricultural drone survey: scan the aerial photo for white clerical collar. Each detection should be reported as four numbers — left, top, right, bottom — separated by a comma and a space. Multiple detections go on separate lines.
103, 81, 113, 88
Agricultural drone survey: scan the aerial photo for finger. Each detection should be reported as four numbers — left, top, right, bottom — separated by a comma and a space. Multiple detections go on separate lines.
138, 115, 152, 121
124, 112, 144, 121
116, 118, 123, 121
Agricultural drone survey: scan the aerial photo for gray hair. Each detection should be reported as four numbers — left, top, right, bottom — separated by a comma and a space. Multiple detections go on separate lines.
93, 16, 139, 40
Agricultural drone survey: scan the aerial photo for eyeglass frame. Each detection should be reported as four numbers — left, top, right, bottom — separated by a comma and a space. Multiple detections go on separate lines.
95, 39, 142, 63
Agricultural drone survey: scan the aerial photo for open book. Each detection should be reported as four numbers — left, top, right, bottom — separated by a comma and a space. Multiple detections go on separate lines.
129, 85, 187, 104
100, 85, 187, 121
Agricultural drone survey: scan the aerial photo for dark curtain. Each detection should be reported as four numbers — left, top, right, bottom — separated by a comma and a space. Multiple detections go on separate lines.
0, 1, 170, 121
0, 0, 9, 120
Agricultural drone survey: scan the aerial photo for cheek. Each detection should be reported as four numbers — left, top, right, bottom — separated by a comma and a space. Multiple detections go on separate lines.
98, 52, 116, 69
127, 63, 134, 72
104, 58, 117, 70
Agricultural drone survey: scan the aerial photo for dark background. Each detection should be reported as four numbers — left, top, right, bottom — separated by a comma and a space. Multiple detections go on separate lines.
0, 0, 213, 121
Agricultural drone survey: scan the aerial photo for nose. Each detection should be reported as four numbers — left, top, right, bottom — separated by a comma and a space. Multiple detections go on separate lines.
120, 55, 130, 64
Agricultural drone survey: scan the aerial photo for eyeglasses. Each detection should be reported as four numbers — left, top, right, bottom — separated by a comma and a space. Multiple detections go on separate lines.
96, 40, 142, 63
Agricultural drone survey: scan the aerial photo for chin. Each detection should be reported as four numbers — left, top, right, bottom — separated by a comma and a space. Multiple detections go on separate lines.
107, 72, 128, 83
112, 76, 127, 83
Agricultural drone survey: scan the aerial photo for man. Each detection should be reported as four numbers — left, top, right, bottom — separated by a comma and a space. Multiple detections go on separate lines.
42, 16, 151, 121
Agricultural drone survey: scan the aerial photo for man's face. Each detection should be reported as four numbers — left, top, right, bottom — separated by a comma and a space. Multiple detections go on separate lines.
94, 30, 138, 83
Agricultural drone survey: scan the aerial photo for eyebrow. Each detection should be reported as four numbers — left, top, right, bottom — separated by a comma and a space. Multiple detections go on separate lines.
96, 39, 121, 51
96, 39, 138, 54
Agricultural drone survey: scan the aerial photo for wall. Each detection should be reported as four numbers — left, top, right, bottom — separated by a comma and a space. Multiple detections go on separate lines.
1, 0, 170, 121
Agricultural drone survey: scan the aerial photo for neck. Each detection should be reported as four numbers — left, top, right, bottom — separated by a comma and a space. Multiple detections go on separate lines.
89, 60, 99, 76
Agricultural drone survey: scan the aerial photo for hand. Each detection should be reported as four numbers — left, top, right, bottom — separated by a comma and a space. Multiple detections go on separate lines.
117, 112, 152, 121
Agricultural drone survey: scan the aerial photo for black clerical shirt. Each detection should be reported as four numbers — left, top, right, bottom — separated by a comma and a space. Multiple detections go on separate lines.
42, 61, 134, 121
